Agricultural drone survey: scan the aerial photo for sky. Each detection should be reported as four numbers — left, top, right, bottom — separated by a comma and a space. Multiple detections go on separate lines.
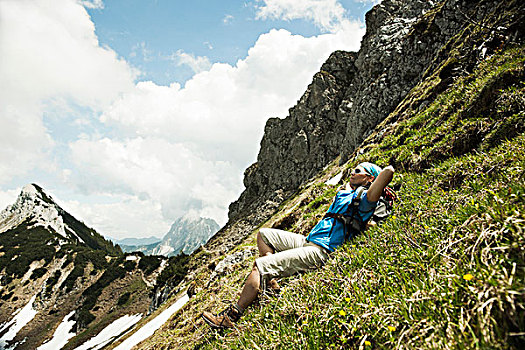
0, 0, 378, 240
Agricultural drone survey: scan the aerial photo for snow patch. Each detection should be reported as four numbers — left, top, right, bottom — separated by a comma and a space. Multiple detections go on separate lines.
0, 295, 37, 348
325, 172, 343, 185
74, 314, 142, 350
37, 311, 76, 350
66, 227, 85, 243
125, 255, 139, 261
113, 294, 189, 350
153, 243, 174, 256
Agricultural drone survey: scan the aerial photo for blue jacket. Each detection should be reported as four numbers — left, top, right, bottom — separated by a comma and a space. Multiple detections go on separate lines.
307, 188, 377, 252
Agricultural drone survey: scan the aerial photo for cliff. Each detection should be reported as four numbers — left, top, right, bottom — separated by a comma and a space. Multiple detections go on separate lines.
200, 0, 524, 269
228, 0, 499, 224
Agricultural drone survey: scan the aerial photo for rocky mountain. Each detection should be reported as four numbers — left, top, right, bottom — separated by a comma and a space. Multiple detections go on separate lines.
0, 184, 120, 254
228, 0, 521, 223
117, 216, 219, 257
0, 184, 169, 350
132, 0, 524, 348
151, 215, 220, 256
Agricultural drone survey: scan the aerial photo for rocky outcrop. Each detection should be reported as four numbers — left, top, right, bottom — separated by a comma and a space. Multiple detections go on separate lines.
228, 51, 357, 222
339, 0, 497, 161
227, 0, 524, 226
339, 0, 434, 161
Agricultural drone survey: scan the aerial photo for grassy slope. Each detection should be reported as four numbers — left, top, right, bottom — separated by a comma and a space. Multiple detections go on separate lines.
201, 49, 524, 350
138, 20, 525, 350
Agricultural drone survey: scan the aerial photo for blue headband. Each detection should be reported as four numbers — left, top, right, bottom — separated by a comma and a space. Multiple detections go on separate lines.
358, 162, 382, 178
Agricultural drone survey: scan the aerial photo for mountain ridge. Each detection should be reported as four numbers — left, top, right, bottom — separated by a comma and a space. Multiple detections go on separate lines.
112, 236, 161, 247
0, 184, 162, 349
131, 0, 524, 348
117, 215, 220, 257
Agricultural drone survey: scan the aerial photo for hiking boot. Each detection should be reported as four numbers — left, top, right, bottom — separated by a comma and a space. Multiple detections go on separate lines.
202, 303, 243, 329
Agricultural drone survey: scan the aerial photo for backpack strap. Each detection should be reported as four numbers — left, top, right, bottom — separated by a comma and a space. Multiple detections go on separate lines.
324, 186, 368, 241
346, 186, 367, 239
351, 186, 365, 210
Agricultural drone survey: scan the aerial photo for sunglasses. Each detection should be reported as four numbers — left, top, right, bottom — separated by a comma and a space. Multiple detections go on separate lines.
352, 167, 370, 176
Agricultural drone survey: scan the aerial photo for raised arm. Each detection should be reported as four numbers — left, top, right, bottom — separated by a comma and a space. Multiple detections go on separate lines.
367, 165, 395, 202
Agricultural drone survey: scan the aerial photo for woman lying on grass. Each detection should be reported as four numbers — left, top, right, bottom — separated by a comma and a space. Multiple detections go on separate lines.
202, 162, 395, 329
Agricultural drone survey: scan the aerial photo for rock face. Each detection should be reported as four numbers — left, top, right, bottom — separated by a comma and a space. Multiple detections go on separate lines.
227, 0, 523, 224
339, 0, 488, 161
228, 51, 358, 221
151, 215, 220, 256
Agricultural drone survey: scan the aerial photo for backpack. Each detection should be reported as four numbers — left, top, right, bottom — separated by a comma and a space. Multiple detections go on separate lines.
371, 186, 397, 224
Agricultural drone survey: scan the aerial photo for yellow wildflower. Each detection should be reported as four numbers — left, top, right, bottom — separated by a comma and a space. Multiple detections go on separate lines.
364, 340, 372, 346
339, 310, 346, 316
345, 297, 351, 302
463, 273, 474, 281
388, 325, 396, 332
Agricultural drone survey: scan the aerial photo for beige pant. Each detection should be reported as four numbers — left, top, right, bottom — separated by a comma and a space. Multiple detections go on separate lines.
255, 228, 329, 284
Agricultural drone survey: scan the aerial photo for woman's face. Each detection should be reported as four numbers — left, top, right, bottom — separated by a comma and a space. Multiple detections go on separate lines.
349, 166, 373, 186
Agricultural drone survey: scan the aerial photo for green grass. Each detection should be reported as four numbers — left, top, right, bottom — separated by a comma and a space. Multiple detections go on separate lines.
188, 44, 525, 350
198, 134, 524, 350
143, 150, 523, 348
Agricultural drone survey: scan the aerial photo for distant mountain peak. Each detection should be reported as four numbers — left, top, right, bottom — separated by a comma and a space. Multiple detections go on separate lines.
0, 184, 118, 253
151, 215, 220, 256
0, 183, 70, 239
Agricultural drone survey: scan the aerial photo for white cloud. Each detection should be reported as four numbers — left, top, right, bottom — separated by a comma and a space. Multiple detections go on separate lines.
255, 0, 348, 32
170, 50, 213, 73
0, 101, 55, 184
69, 24, 364, 228
79, 0, 104, 9
68, 137, 242, 226
0, 0, 366, 238
0, 188, 21, 212
223, 14, 234, 24
58, 195, 169, 240
0, 0, 136, 185
130, 41, 154, 62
